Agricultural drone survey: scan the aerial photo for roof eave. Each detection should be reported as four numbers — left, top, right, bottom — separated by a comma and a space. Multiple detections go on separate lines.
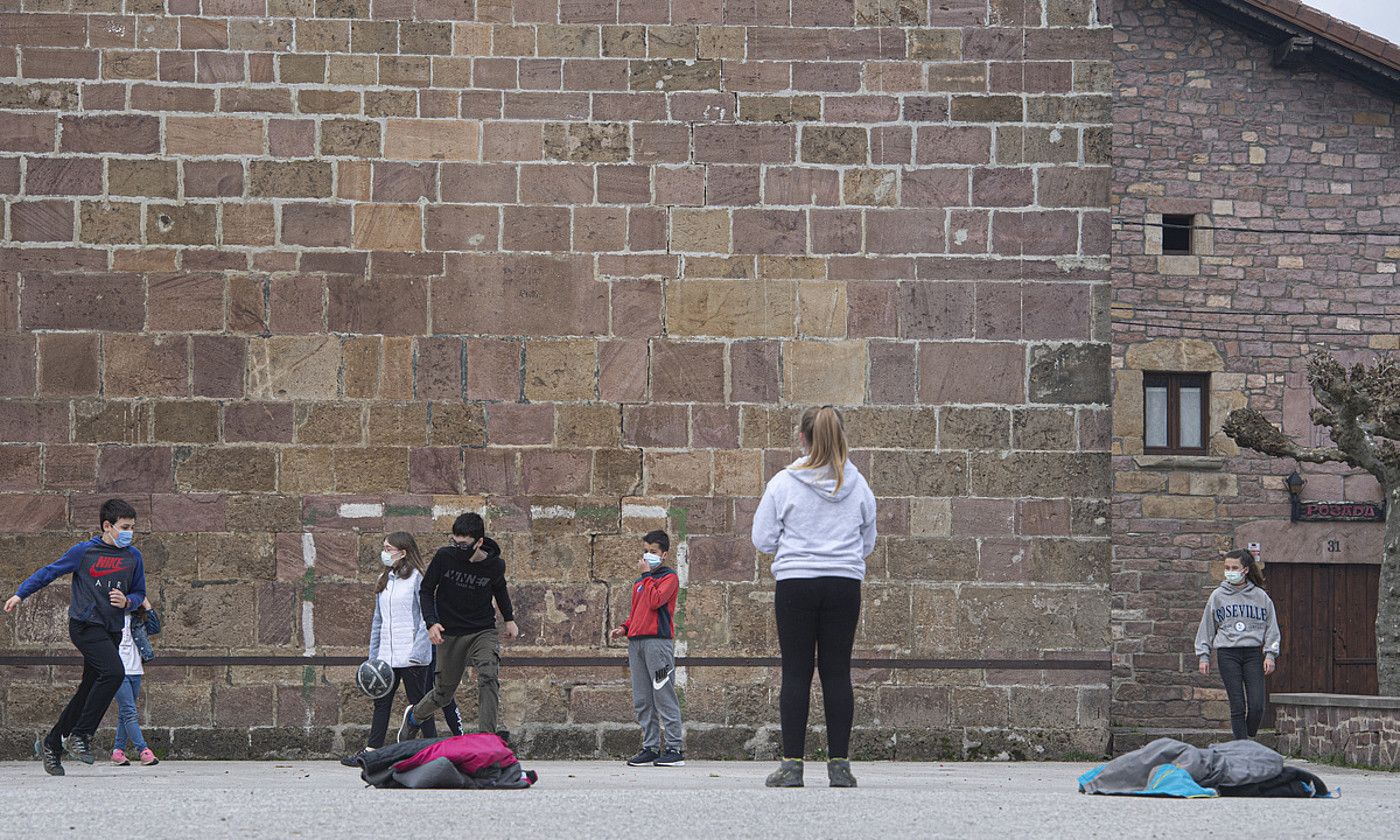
1181, 0, 1400, 99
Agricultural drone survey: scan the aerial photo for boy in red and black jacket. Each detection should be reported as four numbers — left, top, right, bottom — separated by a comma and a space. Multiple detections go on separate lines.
610, 530, 684, 767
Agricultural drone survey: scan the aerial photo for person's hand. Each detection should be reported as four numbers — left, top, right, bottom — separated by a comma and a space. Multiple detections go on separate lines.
428, 623, 445, 645
502, 620, 519, 641
1264, 657, 1275, 676
3, 595, 20, 613
142, 598, 152, 610
109, 589, 128, 609
1198, 660, 1210, 676
609, 626, 626, 640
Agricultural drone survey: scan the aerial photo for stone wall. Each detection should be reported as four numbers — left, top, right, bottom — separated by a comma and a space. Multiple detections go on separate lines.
1274, 694, 1400, 769
1, 1, 1112, 759
1111, 0, 1399, 730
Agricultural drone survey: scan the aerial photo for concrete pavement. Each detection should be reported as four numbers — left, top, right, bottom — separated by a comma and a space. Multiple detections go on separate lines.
0, 759, 1393, 839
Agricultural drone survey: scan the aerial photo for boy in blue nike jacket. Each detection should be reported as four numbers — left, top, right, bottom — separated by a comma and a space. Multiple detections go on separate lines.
4, 499, 147, 776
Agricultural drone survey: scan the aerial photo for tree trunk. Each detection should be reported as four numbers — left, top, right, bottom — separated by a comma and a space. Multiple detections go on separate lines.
1380, 483, 1400, 696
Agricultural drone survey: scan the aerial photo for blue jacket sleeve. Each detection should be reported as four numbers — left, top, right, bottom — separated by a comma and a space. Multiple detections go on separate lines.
144, 608, 161, 636
15, 543, 85, 600
125, 552, 146, 612
409, 577, 430, 665
368, 595, 383, 661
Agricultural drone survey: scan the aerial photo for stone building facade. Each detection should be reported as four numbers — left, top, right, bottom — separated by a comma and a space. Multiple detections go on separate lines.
1111, 0, 1398, 736
0, 2, 1113, 759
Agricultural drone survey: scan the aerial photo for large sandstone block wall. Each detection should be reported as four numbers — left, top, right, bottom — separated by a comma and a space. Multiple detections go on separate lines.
1111, 0, 1399, 730
1, 0, 1111, 759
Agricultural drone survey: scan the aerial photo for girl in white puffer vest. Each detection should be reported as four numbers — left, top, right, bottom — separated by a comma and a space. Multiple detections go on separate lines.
357, 532, 460, 754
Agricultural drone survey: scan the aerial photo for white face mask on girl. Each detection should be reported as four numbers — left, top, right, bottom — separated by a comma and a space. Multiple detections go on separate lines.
380, 551, 397, 567
1224, 570, 1245, 585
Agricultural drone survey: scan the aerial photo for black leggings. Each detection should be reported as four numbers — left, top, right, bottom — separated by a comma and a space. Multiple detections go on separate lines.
367, 666, 438, 748
50, 620, 125, 745
775, 577, 861, 760
1217, 646, 1266, 740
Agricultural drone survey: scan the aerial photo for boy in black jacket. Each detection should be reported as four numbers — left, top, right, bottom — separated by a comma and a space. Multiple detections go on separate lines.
398, 513, 518, 742
5, 499, 147, 776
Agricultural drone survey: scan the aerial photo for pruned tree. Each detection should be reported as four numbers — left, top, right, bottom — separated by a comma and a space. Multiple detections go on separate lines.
1223, 350, 1400, 696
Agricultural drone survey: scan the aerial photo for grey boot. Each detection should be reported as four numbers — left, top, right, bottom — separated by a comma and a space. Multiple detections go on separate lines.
765, 758, 804, 788
828, 759, 857, 788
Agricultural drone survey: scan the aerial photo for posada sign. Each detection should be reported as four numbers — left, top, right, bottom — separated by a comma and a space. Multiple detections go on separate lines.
1292, 498, 1386, 523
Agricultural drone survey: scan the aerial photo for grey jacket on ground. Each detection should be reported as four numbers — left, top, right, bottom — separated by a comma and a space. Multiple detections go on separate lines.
1080, 737, 1284, 794
1194, 581, 1281, 663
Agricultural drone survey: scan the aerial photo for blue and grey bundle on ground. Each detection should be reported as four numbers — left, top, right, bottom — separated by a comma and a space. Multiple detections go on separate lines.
1078, 738, 1335, 799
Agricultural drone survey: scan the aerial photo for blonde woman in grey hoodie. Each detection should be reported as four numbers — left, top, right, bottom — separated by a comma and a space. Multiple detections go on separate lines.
1194, 549, 1281, 740
752, 406, 877, 789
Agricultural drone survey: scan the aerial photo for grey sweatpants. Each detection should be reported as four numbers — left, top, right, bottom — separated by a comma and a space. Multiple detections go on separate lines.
629, 637, 683, 751
413, 628, 500, 734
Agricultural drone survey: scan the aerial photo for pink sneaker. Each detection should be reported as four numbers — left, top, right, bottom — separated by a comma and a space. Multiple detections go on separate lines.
139, 748, 159, 766
111, 749, 130, 766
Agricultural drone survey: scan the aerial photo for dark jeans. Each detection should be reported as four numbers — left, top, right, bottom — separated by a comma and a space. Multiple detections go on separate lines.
1217, 646, 1267, 740
775, 577, 861, 760
49, 620, 125, 745
367, 666, 438, 748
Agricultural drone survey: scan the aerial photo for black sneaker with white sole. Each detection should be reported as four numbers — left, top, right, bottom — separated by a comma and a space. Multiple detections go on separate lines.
396, 707, 420, 743
626, 748, 660, 766
37, 739, 64, 777
67, 733, 96, 765
653, 749, 685, 767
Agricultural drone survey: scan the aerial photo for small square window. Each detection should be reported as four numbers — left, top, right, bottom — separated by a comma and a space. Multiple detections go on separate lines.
1161, 214, 1194, 255
1144, 372, 1210, 454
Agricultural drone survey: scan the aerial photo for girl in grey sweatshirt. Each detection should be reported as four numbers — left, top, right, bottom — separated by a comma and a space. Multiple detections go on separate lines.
1194, 549, 1280, 740
753, 406, 877, 790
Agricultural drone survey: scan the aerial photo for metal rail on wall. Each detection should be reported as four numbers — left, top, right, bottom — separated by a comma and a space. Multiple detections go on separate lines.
0, 654, 1111, 670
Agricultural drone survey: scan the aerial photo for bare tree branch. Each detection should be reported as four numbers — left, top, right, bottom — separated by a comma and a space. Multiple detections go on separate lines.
1222, 408, 1365, 469
1305, 352, 1395, 481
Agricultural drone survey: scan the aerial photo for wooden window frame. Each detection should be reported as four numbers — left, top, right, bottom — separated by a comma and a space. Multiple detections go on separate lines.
1143, 372, 1210, 454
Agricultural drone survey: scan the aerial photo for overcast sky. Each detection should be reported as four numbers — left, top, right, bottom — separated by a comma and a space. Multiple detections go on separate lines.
1302, 1, 1400, 46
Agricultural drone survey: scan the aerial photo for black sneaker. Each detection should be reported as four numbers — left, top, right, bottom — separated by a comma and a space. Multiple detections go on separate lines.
626, 748, 660, 766
37, 738, 64, 777
653, 749, 685, 767
765, 758, 804, 788
396, 708, 419, 743
339, 752, 362, 767
67, 733, 95, 765
827, 759, 857, 788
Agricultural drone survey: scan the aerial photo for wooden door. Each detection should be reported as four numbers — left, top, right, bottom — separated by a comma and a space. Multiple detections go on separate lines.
1331, 565, 1380, 695
1261, 563, 1378, 727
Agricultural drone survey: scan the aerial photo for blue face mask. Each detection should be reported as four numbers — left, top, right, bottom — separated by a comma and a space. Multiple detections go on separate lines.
114, 530, 134, 549
644, 552, 663, 569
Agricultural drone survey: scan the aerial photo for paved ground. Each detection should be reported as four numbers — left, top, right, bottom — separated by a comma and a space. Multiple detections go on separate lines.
1, 759, 1392, 838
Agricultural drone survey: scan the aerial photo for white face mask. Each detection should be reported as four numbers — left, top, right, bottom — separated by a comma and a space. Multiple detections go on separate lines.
1224, 570, 1245, 585
380, 551, 397, 568
643, 552, 662, 569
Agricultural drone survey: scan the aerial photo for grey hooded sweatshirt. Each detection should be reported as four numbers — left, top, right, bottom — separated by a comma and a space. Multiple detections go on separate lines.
1194, 581, 1281, 663
751, 458, 878, 581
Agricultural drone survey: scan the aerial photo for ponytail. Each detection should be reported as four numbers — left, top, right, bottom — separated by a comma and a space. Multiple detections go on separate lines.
1224, 548, 1266, 588
798, 405, 849, 494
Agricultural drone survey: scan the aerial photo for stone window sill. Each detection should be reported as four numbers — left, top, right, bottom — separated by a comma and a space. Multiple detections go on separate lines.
1133, 455, 1226, 471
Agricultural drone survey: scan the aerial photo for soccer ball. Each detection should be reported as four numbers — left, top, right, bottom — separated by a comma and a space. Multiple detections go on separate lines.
355, 659, 394, 699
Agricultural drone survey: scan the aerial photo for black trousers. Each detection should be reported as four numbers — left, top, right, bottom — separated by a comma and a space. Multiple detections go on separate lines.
367, 665, 438, 748
775, 577, 861, 760
1217, 646, 1267, 740
49, 620, 125, 745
